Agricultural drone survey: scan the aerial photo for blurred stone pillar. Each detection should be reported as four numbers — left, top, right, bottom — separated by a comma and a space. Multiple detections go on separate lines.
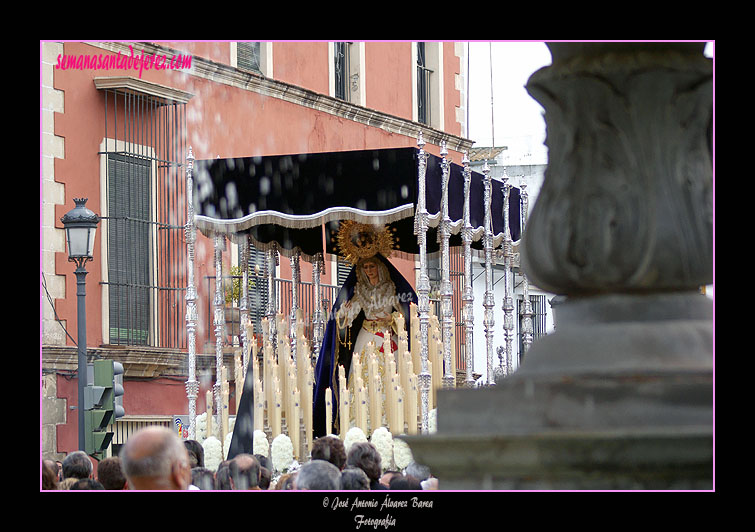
403, 43, 713, 490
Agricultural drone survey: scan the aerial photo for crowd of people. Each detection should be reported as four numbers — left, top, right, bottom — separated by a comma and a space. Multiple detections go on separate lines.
41, 426, 438, 491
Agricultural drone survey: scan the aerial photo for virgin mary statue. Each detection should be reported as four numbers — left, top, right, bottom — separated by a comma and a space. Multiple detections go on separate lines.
312, 221, 417, 437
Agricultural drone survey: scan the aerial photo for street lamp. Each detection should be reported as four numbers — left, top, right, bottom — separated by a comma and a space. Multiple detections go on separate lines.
60, 198, 100, 452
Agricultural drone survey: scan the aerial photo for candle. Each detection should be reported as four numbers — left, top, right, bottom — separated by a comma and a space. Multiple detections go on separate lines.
221, 366, 229, 443
254, 377, 264, 432
408, 373, 418, 435
291, 387, 300, 460
395, 384, 404, 435
235, 351, 243, 411
206, 390, 214, 439
304, 374, 313, 453
353, 352, 362, 383
339, 365, 349, 440
272, 384, 282, 438
367, 348, 380, 434
410, 302, 419, 372
325, 388, 332, 436
355, 376, 367, 435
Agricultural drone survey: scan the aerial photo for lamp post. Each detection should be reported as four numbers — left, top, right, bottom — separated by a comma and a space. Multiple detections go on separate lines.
60, 198, 100, 452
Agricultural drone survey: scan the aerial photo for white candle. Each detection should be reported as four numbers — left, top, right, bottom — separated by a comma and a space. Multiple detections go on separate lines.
339, 365, 349, 439
254, 377, 264, 432
206, 390, 214, 438
273, 384, 282, 438
408, 374, 418, 435
291, 387, 300, 460
304, 375, 313, 453
325, 388, 332, 436
395, 384, 404, 435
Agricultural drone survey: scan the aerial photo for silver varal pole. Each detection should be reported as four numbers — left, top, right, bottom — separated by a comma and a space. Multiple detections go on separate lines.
312, 252, 325, 366
214, 233, 226, 434
501, 173, 514, 377
439, 141, 455, 389
266, 246, 279, 356
482, 162, 496, 385
185, 147, 199, 439
240, 235, 251, 375
290, 248, 301, 364
461, 152, 475, 387
414, 131, 432, 434
519, 183, 534, 357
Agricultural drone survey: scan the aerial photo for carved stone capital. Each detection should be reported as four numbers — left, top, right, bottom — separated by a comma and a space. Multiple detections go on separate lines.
522, 43, 712, 295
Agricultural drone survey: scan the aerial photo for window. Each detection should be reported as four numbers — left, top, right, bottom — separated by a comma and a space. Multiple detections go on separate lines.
334, 42, 350, 101
417, 42, 431, 125
97, 81, 189, 349
107, 154, 152, 345
330, 42, 364, 105
237, 42, 261, 73
237, 242, 269, 335
336, 256, 351, 287
518, 294, 548, 362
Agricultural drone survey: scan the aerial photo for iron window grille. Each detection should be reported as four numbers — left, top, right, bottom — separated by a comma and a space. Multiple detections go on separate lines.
417, 42, 432, 125
334, 42, 351, 101
100, 87, 187, 349
237, 42, 262, 73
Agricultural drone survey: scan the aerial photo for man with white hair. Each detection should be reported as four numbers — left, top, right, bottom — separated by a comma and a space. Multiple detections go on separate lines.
294, 459, 342, 490
120, 426, 192, 490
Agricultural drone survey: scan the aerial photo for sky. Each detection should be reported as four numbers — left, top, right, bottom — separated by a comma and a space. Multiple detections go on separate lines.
464, 41, 714, 158
466, 41, 551, 150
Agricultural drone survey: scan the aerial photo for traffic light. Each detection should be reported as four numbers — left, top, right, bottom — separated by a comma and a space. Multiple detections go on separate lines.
84, 359, 125, 458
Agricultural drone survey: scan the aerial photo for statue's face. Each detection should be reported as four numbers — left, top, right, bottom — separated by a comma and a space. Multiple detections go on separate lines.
362, 260, 379, 285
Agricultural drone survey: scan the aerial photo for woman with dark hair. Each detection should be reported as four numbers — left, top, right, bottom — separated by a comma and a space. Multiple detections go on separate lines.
346, 441, 387, 490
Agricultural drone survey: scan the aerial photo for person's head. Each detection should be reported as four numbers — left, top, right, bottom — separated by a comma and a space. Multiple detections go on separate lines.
274, 473, 296, 490
294, 459, 342, 490
362, 259, 380, 285
388, 474, 422, 490
42, 459, 59, 490
346, 441, 382, 482
404, 461, 431, 483
259, 467, 272, 490
215, 461, 232, 490
229, 453, 261, 490
341, 466, 370, 490
254, 454, 273, 472
311, 436, 347, 471
69, 478, 105, 490
357, 257, 389, 287
191, 467, 216, 490
183, 439, 205, 469
58, 477, 78, 490
379, 470, 401, 488
120, 426, 191, 490
97, 456, 127, 490
62, 450, 93, 480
